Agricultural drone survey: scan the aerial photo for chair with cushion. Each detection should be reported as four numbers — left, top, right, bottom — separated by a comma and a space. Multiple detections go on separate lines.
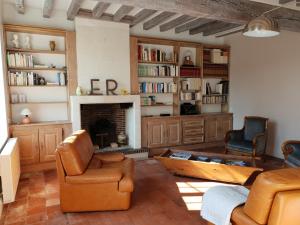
225, 116, 268, 158
231, 168, 300, 225
282, 140, 300, 167
55, 130, 134, 212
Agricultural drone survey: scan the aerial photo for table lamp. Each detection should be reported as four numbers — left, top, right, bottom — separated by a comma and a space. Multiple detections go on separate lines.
20, 108, 32, 124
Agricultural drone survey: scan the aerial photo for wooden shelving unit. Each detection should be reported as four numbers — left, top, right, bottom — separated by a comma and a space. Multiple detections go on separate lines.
130, 36, 230, 117
8, 67, 66, 72
6, 48, 66, 54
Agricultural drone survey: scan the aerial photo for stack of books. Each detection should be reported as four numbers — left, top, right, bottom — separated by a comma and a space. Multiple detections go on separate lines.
7, 53, 34, 68
139, 82, 177, 94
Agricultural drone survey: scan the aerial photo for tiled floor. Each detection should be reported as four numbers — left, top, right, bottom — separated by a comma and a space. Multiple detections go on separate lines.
0, 155, 283, 225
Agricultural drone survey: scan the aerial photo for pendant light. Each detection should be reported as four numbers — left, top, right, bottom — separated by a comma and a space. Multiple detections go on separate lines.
243, 7, 281, 38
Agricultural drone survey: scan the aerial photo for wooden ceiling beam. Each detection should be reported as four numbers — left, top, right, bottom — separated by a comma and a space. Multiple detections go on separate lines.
113, 5, 134, 22
43, 0, 54, 18
296, 0, 300, 7
67, 0, 84, 20
92, 2, 110, 18
215, 26, 244, 38
203, 23, 240, 36
160, 15, 195, 32
15, 0, 25, 14
175, 18, 213, 33
143, 11, 176, 30
78, 9, 134, 24
279, 0, 294, 4
131, 9, 157, 27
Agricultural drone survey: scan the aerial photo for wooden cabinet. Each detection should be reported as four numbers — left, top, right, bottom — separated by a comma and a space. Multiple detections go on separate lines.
204, 115, 232, 142
142, 114, 232, 149
145, 118, 181, 148
12, 127, 39, 165
39, 126, 63, 162
11, 122, 71, 171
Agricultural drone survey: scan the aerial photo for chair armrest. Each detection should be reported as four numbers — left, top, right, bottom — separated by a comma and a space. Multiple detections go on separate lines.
225, 129, 244, 143
252, 133, 267, 156
119, 158, 135, 192
94, 152, 125, 162
281, 140, 300, 160
66, 168, 122, 184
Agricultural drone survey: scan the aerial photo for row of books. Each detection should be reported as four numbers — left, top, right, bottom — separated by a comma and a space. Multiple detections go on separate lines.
139, 82, 177, 94
138, 45, 175, 62
7, 53, 34, 68
181, 78, 201, 91
8, 71, 66, 86
138, 65, 179, 77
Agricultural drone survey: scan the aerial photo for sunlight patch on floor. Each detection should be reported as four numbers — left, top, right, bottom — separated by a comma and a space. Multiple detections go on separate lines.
176, 181, 234, 194
181, 196, 203, 211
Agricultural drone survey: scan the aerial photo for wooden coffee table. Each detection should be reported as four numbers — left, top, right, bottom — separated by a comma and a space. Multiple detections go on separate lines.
155, 149, 263, 185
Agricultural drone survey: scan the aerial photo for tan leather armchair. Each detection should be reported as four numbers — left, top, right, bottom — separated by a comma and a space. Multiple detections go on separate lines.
55, 130, 134, 212
231, 168, 300, 225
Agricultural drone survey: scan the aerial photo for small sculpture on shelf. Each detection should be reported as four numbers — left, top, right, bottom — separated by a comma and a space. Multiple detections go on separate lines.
117, 132, 127, 146
24, 36, 31, 49
182, 50, 194, 66
49, 41, 56, 51
12, 34, 20, 48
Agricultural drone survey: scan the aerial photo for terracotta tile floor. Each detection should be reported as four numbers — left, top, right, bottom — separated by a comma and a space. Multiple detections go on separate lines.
0, 155, 283, 225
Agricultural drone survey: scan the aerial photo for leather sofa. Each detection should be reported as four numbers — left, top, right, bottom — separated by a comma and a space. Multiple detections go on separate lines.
55, 130, 134, 212
231, 168, 300, 225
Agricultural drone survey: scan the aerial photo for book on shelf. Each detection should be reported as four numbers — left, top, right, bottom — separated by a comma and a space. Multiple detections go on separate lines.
138, 44, 175, 62
169, 152, 192, 160
138, 64, 179, 77
7, 52, 34, 68
139, 82, 177, 94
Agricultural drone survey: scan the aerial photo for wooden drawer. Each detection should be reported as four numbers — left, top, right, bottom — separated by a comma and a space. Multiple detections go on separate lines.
182, 119, 204, 127
183, 135, 204, 144
183, 127, 204, 136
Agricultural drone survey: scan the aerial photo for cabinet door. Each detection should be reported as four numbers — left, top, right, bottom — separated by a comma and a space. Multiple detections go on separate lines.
39, 127, 63, 162
12, 127, 39, 165
204, 117, 218, 142
166, 119, 181, 146
147, 120, 165, 148
217, 116, 233, 141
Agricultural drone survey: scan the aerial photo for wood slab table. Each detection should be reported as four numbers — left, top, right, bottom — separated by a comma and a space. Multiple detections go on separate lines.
155, 150, 263, 185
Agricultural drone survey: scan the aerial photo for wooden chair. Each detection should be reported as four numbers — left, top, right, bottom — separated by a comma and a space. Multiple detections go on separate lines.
282, 140, 300, 167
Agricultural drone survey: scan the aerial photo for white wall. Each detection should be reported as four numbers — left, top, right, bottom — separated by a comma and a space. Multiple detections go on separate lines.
225, 31, 300, 158
75, 18, 131, 93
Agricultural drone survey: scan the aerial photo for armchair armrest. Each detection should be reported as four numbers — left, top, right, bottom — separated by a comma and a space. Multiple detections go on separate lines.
94, 152, 125, 162
66, 168, 123, 184
281, 140, 300, 160
252, 133, 267, 156
225, 129, 244, 143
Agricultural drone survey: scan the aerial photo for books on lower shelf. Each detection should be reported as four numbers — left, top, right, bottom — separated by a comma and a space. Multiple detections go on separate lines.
139, 82, 177, 94
7, 52, 33, 68
138, 64, 179, 77
8, 71, 67, 86
169, 152, 192, 160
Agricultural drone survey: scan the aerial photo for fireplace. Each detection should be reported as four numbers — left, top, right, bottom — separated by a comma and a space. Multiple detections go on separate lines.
70, 95, 141, 149
80, 103, 131, 148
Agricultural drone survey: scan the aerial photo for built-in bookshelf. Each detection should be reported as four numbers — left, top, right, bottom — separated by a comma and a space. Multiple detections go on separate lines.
4, 25, 76, 124
130, 36, 230, 116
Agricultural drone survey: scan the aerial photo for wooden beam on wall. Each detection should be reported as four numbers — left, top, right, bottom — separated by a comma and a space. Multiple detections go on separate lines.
15, 0, 25, 14
67, 0, 84, 20
92, 2, 110, 18
143, 11, 176, 30
113, 5, 134, 21
175, 18, 213, 33
131, 9, 157, 27
279, 0, 294, 4
160, 15, 195, 32
43, 0, 54, 18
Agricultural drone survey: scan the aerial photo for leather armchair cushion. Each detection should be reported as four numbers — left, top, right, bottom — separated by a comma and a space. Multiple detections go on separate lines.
244, 168, 300, 224
66, 168, 123, 184
227, 140, 253, 153
244, 118, 266, 141
231, 206, 259, 225
94, 152, 125, 162
58, 132, 94, 176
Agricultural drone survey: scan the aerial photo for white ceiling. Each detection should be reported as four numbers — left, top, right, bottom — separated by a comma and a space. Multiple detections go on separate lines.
4, 0, 300, 12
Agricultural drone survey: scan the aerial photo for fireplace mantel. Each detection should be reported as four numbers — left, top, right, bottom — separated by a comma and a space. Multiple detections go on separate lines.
70, 95, 141, 149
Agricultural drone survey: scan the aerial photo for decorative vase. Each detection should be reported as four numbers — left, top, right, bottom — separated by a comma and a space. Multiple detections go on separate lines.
76, 86, 82, 96
117, 132, 127, 146
49, 41, 56, 51
22, 116, 31, 124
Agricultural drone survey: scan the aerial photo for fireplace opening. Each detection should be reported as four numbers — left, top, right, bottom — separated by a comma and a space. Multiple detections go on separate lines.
80, 103, 131, 150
